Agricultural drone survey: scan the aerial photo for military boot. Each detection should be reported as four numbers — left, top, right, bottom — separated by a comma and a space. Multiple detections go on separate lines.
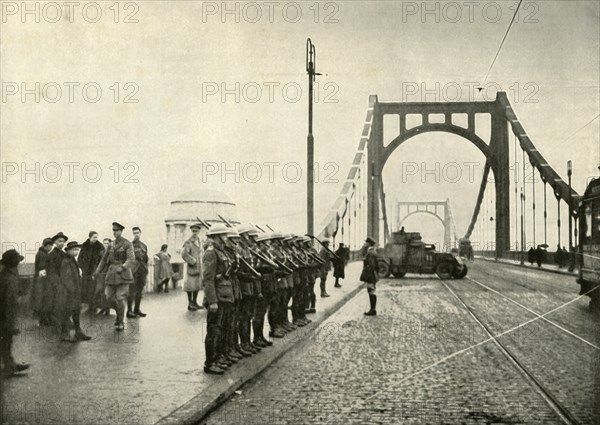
204, 364, 225, 375
259, 337, 273, 346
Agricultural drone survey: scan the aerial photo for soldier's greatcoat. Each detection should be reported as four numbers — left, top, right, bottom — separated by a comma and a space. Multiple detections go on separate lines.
182, 236, 202, 292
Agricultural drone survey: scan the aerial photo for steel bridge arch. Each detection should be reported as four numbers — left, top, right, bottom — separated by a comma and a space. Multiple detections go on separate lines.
381, 124, 491, 167
398, 209, 445, 227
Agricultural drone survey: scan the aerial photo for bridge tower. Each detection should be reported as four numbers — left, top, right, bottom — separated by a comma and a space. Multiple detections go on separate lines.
367, 92, 510, 257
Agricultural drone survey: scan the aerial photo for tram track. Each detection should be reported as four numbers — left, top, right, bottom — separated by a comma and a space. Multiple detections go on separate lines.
469, 263, 599, 348
439, 275, 599, 425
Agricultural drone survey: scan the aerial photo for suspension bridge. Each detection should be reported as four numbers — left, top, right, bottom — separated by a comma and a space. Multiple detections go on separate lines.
317, 91, 580, 258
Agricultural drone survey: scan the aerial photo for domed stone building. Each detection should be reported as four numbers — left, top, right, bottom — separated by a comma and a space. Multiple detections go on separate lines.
165, 189, 239, 266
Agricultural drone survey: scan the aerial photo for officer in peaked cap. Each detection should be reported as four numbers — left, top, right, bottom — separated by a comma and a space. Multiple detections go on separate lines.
94, 222, 135, 331
111, 222, 124, 231
361, 236, 379, 316
182, 223, 204, 311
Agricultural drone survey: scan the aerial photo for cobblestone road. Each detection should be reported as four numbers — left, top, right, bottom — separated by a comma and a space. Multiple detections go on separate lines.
204, 260, 599, 425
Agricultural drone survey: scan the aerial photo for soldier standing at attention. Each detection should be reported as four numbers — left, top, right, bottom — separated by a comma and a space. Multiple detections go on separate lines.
202, 224, 236, 375
223, 228, 244, 365
253, 233, 276, 345
234, 225, 262, 355
182, 223, 203, 311
319, 239, 333, 298
361, 237, 379, 316
127, 227, 148, 318
305, 237, 320, 314
0, 249, 30, 378
94, 222, 135, 331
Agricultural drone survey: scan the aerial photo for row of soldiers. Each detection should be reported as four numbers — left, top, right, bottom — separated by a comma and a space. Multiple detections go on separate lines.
0, 220, 348, 376
196, 222, 341, 375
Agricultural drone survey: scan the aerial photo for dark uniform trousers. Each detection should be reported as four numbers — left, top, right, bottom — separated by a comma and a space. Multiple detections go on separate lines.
292, 271, 306, 321
306, 269, 317, 309
253, 275, 273, 340
228, 278, 242, 353
283, 275, 294, 324
238, 279, 255, 345
268, 278, 285, 330
128, 267, 147, 310
205, 301, 233, 367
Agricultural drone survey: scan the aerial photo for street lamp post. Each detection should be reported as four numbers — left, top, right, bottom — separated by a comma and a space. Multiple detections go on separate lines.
520, 188, 525, 264
306, 38, 321, 236
567, 160, 574, 271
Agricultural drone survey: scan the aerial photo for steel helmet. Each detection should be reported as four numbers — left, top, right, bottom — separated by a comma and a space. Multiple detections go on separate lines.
206, 223, 230, 236
236, 224, 252, 234
255, 233, 273, 242
227, 228, 241, 238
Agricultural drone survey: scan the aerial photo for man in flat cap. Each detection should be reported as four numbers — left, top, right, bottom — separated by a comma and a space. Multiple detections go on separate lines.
0, 249, 30, 377
95, 222, 135, 331
0, 249, 29, 377
58, 242, 92, 342
127, 226, 148, 318
45, 232, 69, 329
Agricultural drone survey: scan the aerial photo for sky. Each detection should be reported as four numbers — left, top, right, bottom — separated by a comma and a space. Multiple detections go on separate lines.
1, 0, 599, 259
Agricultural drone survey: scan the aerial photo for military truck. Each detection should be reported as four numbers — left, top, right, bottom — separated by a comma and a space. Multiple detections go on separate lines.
377, 230, 467, 279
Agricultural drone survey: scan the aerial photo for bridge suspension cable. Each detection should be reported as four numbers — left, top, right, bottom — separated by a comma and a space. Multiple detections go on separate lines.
477, 0, 523, 98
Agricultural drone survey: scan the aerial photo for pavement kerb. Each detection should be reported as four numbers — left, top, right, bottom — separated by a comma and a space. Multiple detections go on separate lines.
476, 256, 577, 277
154, 277, 366, 425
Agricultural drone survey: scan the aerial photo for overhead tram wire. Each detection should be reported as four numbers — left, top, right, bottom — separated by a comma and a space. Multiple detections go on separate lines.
476, 0, 523, 100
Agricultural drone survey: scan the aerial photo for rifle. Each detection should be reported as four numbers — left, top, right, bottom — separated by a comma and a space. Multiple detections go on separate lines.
306, 251, 326, 265
305, 234, 340, 260
217, 214, 233, 228
275, 258, 295, 273
224, 245, 262, 279
249, 248, 278, 269
196, 217, 211, 230
252, 223, 266, 233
